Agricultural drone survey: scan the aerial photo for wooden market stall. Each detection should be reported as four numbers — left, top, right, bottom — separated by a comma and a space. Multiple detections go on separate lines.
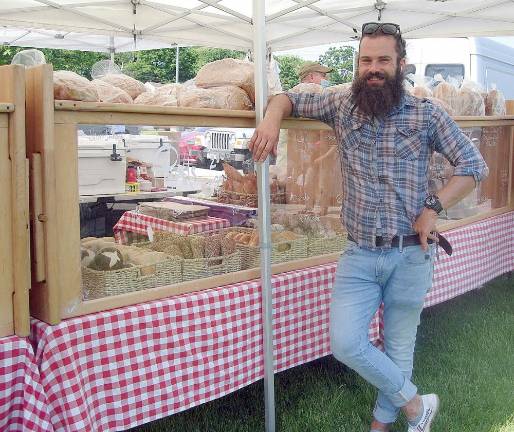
0, 65, 30, 337
26, 64, 342, 324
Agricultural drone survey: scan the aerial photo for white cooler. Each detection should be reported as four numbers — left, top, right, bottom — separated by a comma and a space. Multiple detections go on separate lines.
78, 137, 127, 195
123, 135, 179, 178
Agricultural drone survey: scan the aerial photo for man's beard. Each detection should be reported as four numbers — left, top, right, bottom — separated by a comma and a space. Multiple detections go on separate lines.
351, 68, 405, 117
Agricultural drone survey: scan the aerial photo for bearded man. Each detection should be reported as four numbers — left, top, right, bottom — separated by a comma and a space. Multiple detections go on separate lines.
249, 22, 488, 432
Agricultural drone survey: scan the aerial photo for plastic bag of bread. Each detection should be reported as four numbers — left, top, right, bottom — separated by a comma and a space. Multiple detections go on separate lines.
455, 81, 485, 116
433, 79, 458, 112
54, 71, 98, 102
91, 79, 133, 104
98, 74, 147, 99
426, 97, 455, 116
178, 85, 253, 111
195, 58, 255, 103
485, 86, 507, 116
289, 82, 323, 94
134, 83, 180, 106
412, 85, 433, 98
223, 162, 244, 181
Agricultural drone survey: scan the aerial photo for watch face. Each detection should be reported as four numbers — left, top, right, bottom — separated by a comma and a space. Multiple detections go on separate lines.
426, 196, 437, 206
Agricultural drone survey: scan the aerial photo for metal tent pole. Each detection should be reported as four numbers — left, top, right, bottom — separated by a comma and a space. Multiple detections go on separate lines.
253, 1, 275, 431
175, 45, 180, 83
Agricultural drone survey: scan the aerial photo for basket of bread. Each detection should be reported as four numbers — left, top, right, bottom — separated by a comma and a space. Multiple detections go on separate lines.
135, 231, 242, 281
80, 237, 182, 299
225, 226, 307, 269
271, 212, 348, 257
217, 163, 285, 208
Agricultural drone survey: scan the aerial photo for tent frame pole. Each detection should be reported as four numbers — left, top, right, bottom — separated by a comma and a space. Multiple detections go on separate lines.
253, 1, 275, 431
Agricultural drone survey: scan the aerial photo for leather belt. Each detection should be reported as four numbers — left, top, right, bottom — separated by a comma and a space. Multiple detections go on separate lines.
347, 233, 453, 256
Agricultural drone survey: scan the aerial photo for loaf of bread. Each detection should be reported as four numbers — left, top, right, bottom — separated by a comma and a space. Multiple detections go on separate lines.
133, 83, 180, 106
412, 85, 433, 98
54, 71, 98, 102
98, 74, 147, 99
178, 85, 253, 111
485, 88, 507, 116
195, 58, 255, 103
455, 87, 485, 116
427, 97, 455, 116
433, 81, 458, 111
91, 79, 133, 104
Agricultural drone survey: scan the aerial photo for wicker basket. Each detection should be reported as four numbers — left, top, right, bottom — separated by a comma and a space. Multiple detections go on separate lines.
182, 251, 241, 281
227, 227, 308, 270
307, 234, 348, 257
134, 235, 242, 282
217, 189, 286, 208
82, 257, 181, 300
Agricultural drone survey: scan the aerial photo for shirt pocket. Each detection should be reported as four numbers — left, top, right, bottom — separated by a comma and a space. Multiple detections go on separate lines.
341, 121, 362, 152
395, 127, 422, 161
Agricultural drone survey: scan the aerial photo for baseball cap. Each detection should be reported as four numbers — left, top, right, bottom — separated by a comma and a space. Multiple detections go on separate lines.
298, 62, 333, 81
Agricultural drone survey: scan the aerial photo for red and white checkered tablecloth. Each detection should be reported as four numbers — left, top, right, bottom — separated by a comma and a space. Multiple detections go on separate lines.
0, 336, 53, 432
428, 212, 514, 307
30, 212, 513, 432
113, 210, 230, 244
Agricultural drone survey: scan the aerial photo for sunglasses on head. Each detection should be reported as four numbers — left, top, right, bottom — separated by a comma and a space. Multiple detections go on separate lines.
361, 22, 401, 36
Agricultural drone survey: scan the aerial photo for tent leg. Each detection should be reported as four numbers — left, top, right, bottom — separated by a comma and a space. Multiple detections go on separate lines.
253, 1, 275, 432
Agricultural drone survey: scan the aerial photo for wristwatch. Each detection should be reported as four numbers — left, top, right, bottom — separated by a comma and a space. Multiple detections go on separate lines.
424, 194, 444, 214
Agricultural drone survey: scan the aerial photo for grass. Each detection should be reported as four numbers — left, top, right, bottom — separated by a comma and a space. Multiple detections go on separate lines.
129, 275, 514, 432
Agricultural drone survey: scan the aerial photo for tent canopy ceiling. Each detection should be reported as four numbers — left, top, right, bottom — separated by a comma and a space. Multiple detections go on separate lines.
1, 0, 514, 52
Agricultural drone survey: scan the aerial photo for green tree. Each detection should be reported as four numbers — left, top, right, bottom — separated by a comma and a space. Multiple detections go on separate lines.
117, 48, 199, 83
318, 46, 355, 84
0, 46, 108, 78
192, 47, 245, 71
275, 55, 304, 90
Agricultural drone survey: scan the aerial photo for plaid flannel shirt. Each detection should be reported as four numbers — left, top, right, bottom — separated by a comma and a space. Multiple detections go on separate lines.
286, 89, 489, 248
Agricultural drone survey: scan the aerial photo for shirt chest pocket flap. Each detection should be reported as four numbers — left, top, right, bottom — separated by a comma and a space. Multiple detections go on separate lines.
342, 121, 363, 152
395, 127, 422, 161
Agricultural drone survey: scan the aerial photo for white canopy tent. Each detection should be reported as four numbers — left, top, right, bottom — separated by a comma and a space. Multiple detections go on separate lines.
2, 2, 513, 431
1, 0, 514, 53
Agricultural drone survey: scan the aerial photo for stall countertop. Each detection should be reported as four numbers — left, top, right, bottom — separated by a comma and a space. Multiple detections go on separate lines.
79, 189, 198, 204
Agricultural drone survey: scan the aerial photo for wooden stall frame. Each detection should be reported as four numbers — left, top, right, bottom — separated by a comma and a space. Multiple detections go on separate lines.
26, 64, 514, 324
0, 65, 30, 337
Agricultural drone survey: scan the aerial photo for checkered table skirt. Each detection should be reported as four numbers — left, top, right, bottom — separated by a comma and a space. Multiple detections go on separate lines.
30, 212, 513, 432
0, 336, 53, 432
113, 210, 230, 244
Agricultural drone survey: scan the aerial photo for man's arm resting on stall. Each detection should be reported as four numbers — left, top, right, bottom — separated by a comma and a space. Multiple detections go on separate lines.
249, 94, 293, 162
413, 175, 476, 250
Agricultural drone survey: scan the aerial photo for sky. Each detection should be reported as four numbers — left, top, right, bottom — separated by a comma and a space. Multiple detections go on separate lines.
276, 36, 514, 62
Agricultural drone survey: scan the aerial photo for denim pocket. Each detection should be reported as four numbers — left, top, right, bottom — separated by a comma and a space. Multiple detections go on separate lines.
403, 244, 432, 265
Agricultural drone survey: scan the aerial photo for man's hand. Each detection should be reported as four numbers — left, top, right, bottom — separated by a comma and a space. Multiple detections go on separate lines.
249, 118, 280, 162
412, 208, 439, 251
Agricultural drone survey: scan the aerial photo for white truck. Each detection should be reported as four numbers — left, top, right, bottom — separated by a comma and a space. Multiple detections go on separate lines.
195, 127, 255, 171
405, 37, 514, 98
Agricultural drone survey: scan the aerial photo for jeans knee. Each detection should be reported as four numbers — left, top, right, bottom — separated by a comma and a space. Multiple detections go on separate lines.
330, 332, 362, 366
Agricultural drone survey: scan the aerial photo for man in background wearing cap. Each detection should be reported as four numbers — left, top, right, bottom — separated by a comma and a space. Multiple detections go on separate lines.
298, 61, 333, 86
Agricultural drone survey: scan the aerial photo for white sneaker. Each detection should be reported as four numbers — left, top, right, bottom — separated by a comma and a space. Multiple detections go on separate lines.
407, 394, 440, 432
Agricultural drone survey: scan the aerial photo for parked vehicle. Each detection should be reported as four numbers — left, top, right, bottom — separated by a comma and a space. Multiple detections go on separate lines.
178, 128, 207, 166
405, 37, 514, 98
195, 127, 255, 171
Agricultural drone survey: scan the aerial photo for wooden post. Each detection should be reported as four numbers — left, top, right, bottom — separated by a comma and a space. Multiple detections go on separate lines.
0, 65, 30, 336
26, 65, 62, 324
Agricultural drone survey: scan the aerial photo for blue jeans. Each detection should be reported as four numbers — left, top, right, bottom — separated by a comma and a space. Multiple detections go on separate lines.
329, 241, 435, 424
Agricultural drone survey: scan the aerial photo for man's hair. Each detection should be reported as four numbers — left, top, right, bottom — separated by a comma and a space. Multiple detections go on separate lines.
359, 31, 407, 59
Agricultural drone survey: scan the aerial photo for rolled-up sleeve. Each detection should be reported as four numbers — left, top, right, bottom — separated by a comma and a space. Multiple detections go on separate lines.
428, 105, 489, 184
285, 91, 341, 128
